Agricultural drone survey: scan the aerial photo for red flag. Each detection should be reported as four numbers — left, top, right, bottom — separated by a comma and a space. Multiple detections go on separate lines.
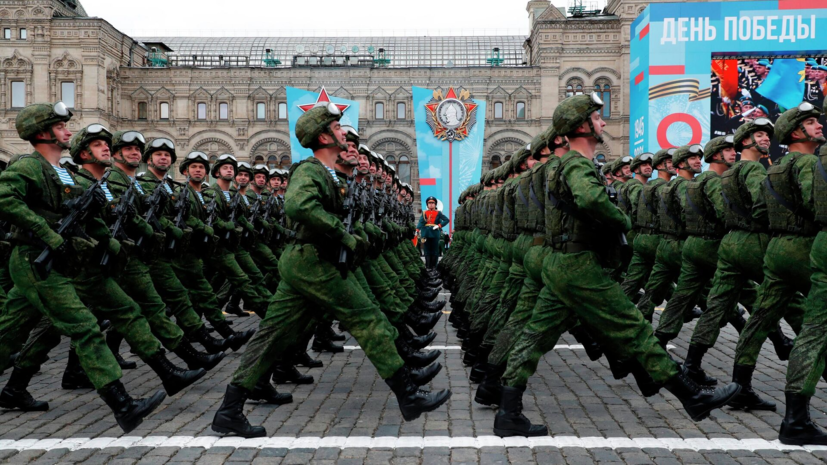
711, 59, 739, 102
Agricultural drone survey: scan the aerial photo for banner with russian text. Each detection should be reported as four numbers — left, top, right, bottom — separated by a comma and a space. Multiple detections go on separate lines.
413, 86, 486, 232
631, 1, 827, 164
286, 86, 360, 162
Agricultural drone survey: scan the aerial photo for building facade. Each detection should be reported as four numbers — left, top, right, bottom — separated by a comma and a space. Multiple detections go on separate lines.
0, 0, 681, 204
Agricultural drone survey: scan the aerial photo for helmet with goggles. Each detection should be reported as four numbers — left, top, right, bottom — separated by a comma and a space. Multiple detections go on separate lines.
70, 123, 113, 165
179, 151, 210, 174
703, 135, 735, 164
211, 153, 238, 178
16, 102, 73, 145
630, 153, 654, 172
143, 137, 177, 163
552, 93, 604, 142
774, 101, 824, 144
295, 102, 344, 150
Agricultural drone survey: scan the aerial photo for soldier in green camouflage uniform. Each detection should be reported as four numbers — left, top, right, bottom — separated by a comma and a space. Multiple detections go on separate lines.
212, 103, 451, 438
616, 152, 653, 303
781, 103, 827, 445
621, 150, 673, 308
0, 102, 165, 432
731, 107, 818, 414
202, 155, 270, 318
492, 94, 740, 438
134, 138, 234, 356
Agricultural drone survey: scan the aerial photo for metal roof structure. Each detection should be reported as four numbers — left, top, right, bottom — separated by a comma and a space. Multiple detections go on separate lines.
135, 36, 528, 68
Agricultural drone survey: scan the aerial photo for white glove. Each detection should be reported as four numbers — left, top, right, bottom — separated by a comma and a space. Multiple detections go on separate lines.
431, 225, 440, 230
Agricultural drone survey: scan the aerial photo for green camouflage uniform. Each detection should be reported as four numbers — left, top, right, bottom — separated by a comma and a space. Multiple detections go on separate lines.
231, 157, 404, 389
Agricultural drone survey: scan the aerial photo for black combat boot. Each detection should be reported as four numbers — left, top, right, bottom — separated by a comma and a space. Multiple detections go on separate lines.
311, 324, 344, 353
99, 380, 166, 434
0, 366, 49, 411
569, 326, 603, 361
493, 385, 548, 437
419, 287, 440, 302
606, 356, 631, 380
469, 346, 493, 383
173, 341, 226, 371
768, 325, 794, 361
398, 324, 436, 351
728, 312, 747, 333
416, 299, 446, 313
62, 348, 94, 390
663, 365, 741, 421
779, 392, 827, 445
325, 324, 347, 342
211, 384, 267, 438
107, 331, 137, 369
271, 363, 314, 385
421, 276, 442, 288
224, 292, 249, 317
410, 362, 443, 386
628, 360, 663, 397
145, 351, 207, 396
249, 369, 293, 405
475, 363, 506, 407
190, 326, 232, 354
395, 335, 441, 368
213, 320, 255, 352
684, 305, 703, 323
683, 344, 717, 387
405, 310, 442, 336
294, 351, 323, 368
384, 366, 451, 421
726, 364, 776, 411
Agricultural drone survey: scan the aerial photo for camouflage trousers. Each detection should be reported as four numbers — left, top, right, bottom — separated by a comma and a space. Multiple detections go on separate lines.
467, 236, 499, 311
786, 231, 827, 396
15, 264, 167, 377
361, 259, 406, 326
503, 249, 679, 389
489, 243, 551, 367
149, 256, 207, 337
250, 242, 281, 293
612, 229, 638, 282
172, 253, 227, 325
0, 257, 12, 308
231, 243, 404, 389
735, 234, 812, 367
621, 232, 661, 301
690, 230, 766, 348
470, 237, 511, 337
216, 247, 272, 310
207, 248, 269, 315
456, 232, 487, 304
0, 246, 121, 390
637, 237, 683, 321
655, 236, 744, 341
376, 254, 414, 308
481, 233, 536, 351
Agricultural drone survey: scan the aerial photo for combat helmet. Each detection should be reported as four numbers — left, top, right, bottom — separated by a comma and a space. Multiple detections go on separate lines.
733, 118, 774, 154
179, 151, 210, 175
143, 137, 177, 164
528, 130, 550, 160
15, 102, 72, 147
774, 101, 824, 145
211, 153, 238, 178
652, 147, 677, 170
630, 153, 654, 172
295, 103, 345, 150
512, 146, 532, 172
552, 93, 604, 142
612, 155, 633, 177
703, 135, 735, 165
70, 123, 113, 165
111, 130, 146, 168
252, 164, 270, 181
671, 144, 703, 173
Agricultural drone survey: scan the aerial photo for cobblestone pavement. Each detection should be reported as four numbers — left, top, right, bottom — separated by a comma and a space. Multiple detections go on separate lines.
1, 294, 827, 464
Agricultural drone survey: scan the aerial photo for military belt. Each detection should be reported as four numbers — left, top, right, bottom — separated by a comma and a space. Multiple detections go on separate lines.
553, 242, 591, 254
638, 227, 657, 235
661, 233, 681, 241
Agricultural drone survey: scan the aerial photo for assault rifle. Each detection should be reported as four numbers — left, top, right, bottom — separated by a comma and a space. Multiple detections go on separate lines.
336, 168, 359, 278
357, 178, 370, 224
33, 170, 112, 278
367, 175, 378, 226
594, 159, 628, 248
244, 193, 262, 240
168, 177, 191, 251
259, 193, 277, 237
139, 173, 168, 247
100, 178, 137, 268
203, 194, 219, 243
224, 190, 243, 241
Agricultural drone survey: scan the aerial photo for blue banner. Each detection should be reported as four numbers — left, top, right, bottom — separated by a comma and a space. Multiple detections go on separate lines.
412, 86, 486, 232
286, 86, 360, 162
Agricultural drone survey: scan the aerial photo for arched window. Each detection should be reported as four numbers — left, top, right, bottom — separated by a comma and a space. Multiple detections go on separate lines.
267, 155, 278, 169
566, 78, 584, 98
280, 155, 292, 169
386, 155, 396, 165
254, 155, 264, 165
595, 153, 606, 164
594, 79, 611, 118
516, 102, 526, 119
397, 155, 411, 183
490, 155, 502, 169
494, 102, 504, 119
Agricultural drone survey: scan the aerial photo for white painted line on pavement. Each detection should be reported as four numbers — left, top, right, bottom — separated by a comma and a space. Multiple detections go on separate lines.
342, 344, 677, 351
1, 435, 826, 452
